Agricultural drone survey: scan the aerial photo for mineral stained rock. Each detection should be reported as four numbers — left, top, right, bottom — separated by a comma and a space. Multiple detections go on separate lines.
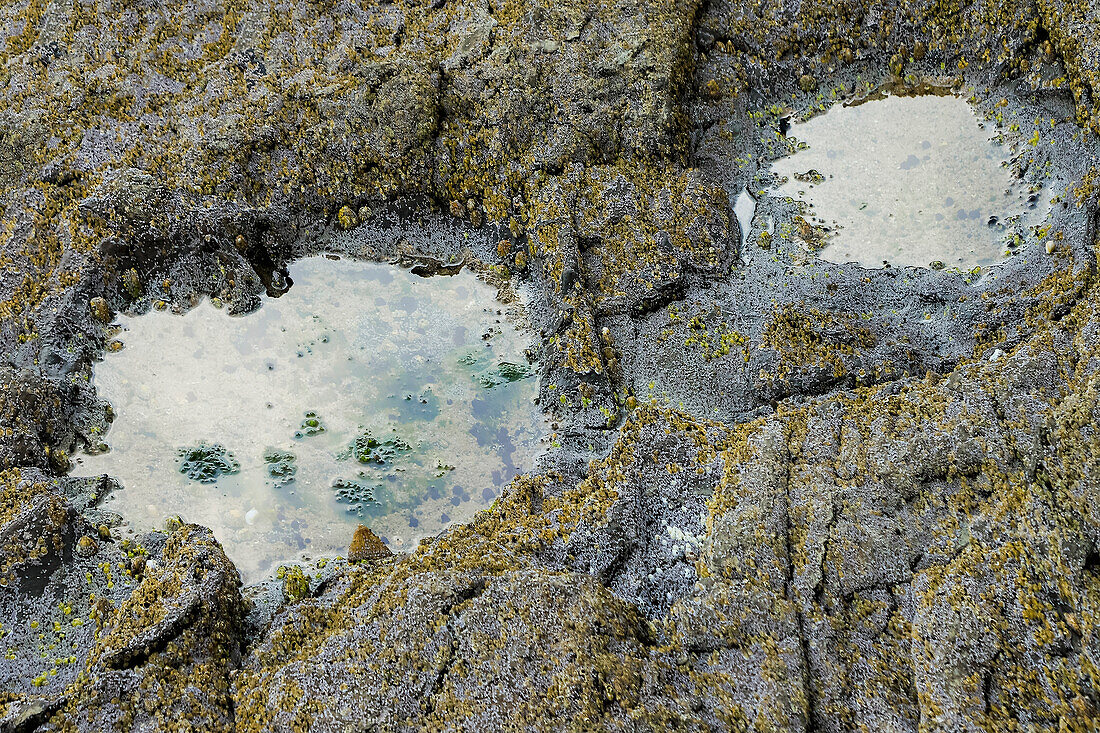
0, 0, 1099, 730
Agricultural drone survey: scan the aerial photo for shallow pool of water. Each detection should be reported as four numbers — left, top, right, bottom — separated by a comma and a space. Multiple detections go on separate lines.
771, 94, 1040, 270
75, 256, 544, 581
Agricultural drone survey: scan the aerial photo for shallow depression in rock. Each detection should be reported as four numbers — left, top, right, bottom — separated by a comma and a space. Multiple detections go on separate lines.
75, 256, 545, 582
771, 93, 1050, 270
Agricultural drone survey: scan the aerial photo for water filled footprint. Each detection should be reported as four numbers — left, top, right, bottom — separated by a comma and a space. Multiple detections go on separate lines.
771, 93, 1050, 270
75, 256, 544, 581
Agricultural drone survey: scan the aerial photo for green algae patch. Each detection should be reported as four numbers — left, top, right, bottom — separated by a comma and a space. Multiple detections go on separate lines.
175, 442, 241, 484
338, 431, 412, 465
263, 450, 298, 489
293, 412, 326, 439
458, 347, 536, 388
331, 475, 379, 517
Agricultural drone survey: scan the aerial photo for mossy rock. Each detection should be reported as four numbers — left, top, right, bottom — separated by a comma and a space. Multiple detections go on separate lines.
348, 524, 392, 563
281, 565, 310, 603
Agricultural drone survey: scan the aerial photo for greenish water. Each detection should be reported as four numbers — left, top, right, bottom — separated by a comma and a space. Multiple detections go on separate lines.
771, 94, 1043, 270
75, 256, 544, 581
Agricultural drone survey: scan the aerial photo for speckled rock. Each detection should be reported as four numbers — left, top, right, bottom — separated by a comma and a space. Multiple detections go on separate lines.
46, 524, 244, 732
0, 0, 1098, 728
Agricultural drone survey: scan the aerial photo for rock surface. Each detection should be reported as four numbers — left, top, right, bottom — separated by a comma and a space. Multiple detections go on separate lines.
0, 0, 1098, 730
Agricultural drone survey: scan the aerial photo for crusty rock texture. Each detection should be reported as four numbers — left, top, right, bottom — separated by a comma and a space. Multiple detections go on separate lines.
0, 0, 1098, 730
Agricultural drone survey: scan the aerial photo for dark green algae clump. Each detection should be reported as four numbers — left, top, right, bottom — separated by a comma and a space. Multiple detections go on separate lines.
338, 431, 412, 465
330, 428, 459, 519
293, 411, 326, 439
262, 449, 298, 488
331, 474, 378, 516
459, 349, 536, 388
175, 442, 241, 484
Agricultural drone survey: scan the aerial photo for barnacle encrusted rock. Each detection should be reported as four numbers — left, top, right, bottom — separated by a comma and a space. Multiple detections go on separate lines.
0, 0, 1098, 728
48, 524, 244, 731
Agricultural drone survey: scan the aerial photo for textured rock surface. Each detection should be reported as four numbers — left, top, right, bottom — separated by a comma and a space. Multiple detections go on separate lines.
0, 0, 1098, 730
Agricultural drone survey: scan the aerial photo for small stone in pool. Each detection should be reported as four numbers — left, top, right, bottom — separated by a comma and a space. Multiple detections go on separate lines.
348, 524, 392, 563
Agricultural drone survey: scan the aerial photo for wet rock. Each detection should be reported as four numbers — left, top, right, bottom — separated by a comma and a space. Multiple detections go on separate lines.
563, 406, 727, 618
0, 370, 88, 472
77, 168, 169, 227
0, 491, 75, 591
0, 697, 66, 732
0, 477, 145, 700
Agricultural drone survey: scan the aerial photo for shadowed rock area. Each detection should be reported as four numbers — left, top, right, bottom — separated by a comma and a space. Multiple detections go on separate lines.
0, 0, 1098, 730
